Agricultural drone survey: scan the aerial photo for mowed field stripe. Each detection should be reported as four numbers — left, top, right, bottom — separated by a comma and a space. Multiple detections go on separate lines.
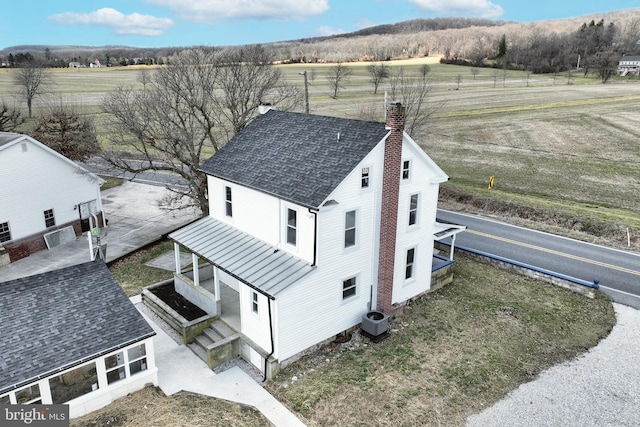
467, 229, 640, 276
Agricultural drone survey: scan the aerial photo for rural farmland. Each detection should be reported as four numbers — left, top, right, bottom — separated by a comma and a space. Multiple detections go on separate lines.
1, 60, 638, 249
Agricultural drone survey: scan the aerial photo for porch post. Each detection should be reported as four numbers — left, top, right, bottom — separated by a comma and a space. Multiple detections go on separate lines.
174, 242, 182, 274
449, 235, 456, 260
213, 266, 221, 303
192, 253, 200, 286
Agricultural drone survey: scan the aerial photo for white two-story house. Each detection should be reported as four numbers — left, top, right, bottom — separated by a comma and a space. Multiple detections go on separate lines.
167, 103, 464, 378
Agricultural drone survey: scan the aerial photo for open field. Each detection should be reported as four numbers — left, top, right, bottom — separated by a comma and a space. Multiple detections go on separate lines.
1, 62, 638, 249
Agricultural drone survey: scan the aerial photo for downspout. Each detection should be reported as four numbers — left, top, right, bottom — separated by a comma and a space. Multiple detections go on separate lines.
263, 297, 275, 382
308, 208, 318, 266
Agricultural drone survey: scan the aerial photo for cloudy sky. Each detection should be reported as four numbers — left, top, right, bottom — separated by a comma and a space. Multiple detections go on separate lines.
1, 0, 637, 48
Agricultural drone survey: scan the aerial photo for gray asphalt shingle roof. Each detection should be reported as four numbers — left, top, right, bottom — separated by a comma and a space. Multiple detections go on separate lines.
200, 110, 389, 209
0, 261, 155, 394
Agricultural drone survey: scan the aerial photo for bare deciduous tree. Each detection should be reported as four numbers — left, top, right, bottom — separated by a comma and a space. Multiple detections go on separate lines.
101, 48, 301, 214
470, 67, 480, 79
29, 103, 99, 161
137, 68, 153, 90
325, 62, 353, 99
455, 74, 463, 90
366, 63, 390, 94
12, 62, 52, 118
0, 100, 24, 132
388, 67, 439, 138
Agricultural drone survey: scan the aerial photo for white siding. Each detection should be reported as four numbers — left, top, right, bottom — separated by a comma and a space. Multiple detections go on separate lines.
207, 175, 315, 264
273, 143, 386, 361
0, 139, 102, 241
392, 136, 444, 305
239, 284, 272, 352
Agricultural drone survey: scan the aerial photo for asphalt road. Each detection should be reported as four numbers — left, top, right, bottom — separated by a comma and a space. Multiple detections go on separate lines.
437, 209, 640, 308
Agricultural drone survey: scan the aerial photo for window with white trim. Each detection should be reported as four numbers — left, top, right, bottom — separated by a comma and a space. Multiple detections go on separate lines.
345, 210, 356, 248
251, 291, 259, 314
44, 209, 55, 228
342, 277, 357, 300
361, 167, 370, 188
286, 208, 297, 245
15, 384, 41, 405
405, 248, 416, 280
225, 186, 233, 217
50, 362, 98, 404
105, 352, 126, 384
128, 344, 148, 375
409, 194, 419, 226
402, 160, 411, 180
0, 222, 10, 243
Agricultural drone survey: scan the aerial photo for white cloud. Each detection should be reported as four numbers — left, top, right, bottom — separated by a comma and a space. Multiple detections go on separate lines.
315, 25, 346, 36
409, 0, 504, 19
48, 8, 175, 36
145, 0, 329, 23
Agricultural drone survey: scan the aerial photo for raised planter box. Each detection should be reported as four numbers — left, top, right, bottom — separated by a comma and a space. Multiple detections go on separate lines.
142, 280, 216, 344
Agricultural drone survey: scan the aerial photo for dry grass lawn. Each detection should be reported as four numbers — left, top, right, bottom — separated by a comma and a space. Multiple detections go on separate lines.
70, 386, 269, 427
265, 255, 615, 427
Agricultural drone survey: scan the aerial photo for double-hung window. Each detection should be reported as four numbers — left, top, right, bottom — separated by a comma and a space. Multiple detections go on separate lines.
251, 291, 259, 314
225, 186, 233, 217
409, 194, 419, 226
44, 209, 55, 228
402, 160, 411, 180
361, 167, 370, 188
345, 210, 356, 248
342, 277, 357, 300
0, 222, 10, 243
286, 208, 297, 245
405, 248, 416, 280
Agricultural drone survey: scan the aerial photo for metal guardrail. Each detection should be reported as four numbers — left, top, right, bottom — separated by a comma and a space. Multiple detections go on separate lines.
439, 242, 600, 290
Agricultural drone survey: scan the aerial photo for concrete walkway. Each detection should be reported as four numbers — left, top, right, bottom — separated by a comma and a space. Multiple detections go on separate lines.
135, 297, 306, 427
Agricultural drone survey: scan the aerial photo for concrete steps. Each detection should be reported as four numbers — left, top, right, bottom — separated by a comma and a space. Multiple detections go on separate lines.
188, 319, 241, 369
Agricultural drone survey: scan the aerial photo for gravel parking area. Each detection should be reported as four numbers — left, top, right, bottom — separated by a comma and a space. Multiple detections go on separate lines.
466, 303, 640, 427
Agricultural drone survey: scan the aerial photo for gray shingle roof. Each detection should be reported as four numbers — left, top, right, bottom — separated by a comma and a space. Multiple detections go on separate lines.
200, 110, 389, 209
0, 261, 155, 394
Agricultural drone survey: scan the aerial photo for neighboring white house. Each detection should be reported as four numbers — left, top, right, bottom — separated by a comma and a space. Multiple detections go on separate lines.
0, 133, 105, 262
0, 261, 158, 419
168, 103, 464, 377
617, 55, 640, 76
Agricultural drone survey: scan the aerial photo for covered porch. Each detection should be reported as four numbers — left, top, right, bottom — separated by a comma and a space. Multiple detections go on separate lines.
168, 216, 315, 328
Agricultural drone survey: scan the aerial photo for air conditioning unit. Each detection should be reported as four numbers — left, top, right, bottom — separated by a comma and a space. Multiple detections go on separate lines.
361, 310, 389, 339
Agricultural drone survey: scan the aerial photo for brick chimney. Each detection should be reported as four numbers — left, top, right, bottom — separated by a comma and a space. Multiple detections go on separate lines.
376, 102, 405, 315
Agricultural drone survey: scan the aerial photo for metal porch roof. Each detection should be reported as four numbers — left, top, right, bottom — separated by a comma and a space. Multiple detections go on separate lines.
169, 216, 315, 298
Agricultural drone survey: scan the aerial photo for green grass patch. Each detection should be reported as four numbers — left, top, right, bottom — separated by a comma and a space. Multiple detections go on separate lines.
108, 240, 175, 296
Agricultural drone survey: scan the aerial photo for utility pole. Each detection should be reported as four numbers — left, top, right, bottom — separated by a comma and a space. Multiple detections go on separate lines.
299, 71, 309, 114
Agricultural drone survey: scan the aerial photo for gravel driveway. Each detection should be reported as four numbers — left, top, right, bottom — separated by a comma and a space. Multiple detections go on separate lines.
466, 303, 640, 427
